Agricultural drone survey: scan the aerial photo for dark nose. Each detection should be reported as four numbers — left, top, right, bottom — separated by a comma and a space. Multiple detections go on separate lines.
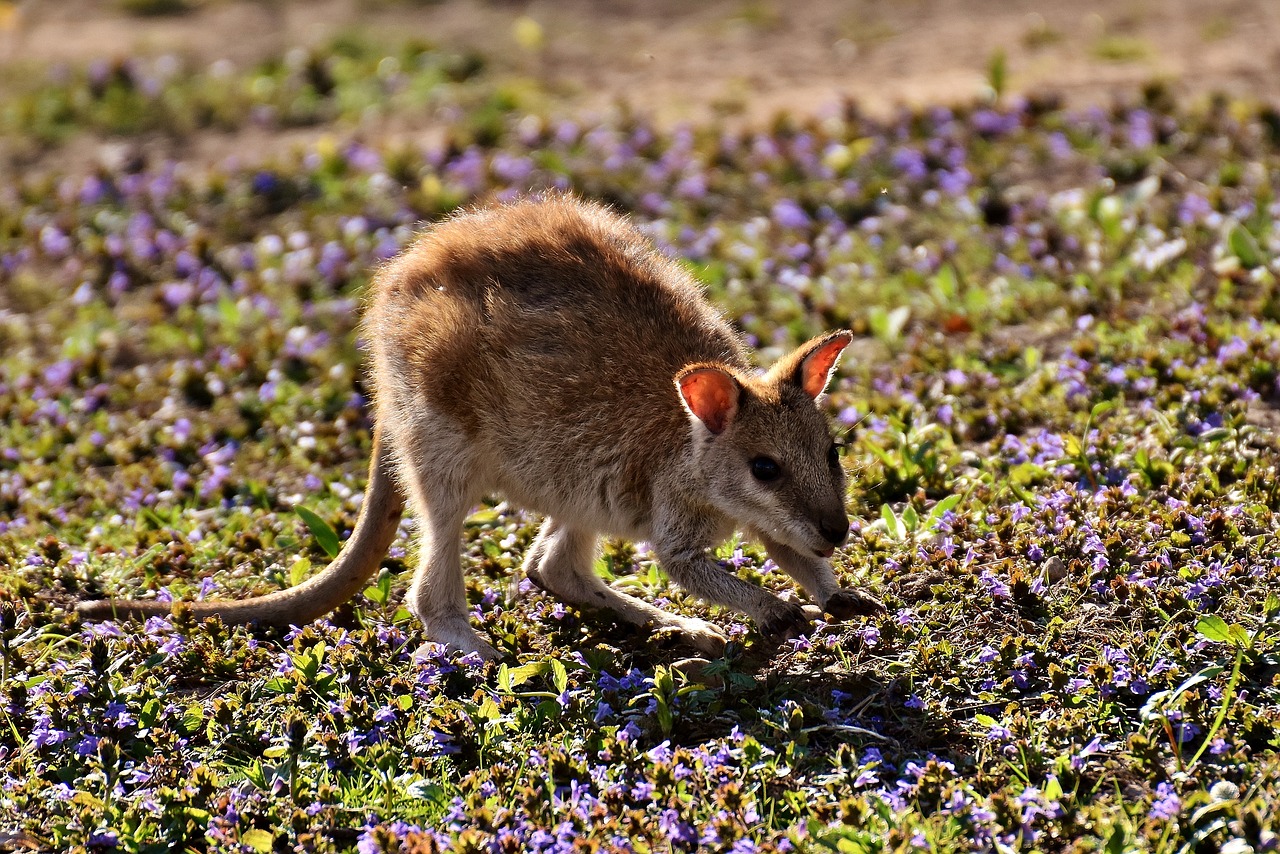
819, 517, 849, 546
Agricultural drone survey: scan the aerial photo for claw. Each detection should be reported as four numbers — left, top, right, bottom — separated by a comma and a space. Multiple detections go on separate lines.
824, 588, 885, 620
653, 618, 727, 658
758, 601, 812, 647
526, 566, 551, 593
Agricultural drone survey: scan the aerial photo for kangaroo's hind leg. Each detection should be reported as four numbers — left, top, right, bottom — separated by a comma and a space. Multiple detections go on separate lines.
524, 518, 728, 658
396, 418, 501, 662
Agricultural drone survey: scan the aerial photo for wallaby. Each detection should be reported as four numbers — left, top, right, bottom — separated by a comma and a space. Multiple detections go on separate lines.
78, 194, 883, 660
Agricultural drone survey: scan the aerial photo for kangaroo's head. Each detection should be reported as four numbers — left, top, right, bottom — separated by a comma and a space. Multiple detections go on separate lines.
675, 331, 853, 557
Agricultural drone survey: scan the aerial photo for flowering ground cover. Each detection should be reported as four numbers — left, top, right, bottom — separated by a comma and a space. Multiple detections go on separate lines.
2, 36, 1280, 852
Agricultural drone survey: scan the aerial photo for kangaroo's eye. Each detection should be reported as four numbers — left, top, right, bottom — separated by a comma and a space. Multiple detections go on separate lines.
750, 456, 781, 482
828, 442, 841, 467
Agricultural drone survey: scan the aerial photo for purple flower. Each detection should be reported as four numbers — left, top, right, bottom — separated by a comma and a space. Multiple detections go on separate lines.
1072, 736, 1104, 769
1127, 110, 1154, 148
979, 569, 1010, 599
32, 715, 71, 748
891, 147, 927, 180
1149, 782, 1180, 821
251, 171, 281, 195
771, 199, 811, 230
658, 809, 698, 848
87, 830, 119, 848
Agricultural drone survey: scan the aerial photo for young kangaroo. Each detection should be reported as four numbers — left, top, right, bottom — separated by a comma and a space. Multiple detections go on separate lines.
78, 195, 883, 659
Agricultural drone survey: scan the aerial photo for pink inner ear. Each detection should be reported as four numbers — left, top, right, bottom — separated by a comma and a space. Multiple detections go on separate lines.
800, 333, 852, 398
677, 368, 740, 434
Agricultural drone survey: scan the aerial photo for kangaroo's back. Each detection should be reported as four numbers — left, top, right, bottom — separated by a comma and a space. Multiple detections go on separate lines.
364, 196, 748, 530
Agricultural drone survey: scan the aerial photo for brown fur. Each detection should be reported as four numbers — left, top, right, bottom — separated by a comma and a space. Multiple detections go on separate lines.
78, 195, 882, 658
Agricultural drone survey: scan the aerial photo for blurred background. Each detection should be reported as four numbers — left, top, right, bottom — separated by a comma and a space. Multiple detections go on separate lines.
2, 0, 1278, 178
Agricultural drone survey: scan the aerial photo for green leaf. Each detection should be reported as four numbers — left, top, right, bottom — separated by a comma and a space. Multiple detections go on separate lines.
244, 761, 267, 790
1196, 616, 1232, 643
1009, 461, 1050, 486
550, 658, 569, 694
932, 264, 958, 299
1266, 593, 1280, 618
405, 780, 450, 806
241, 829, 274, 853
868, 305, 909, 344
138, 697, 161, 729
296, 506, 340, 558
364, 570, 392, 606
655, 695, 673, 738
497, 663, 512, 693
880, 504, 904, 540
182, 703, 204, 734
216, 294, 242, 330
475, 695, 501, 722
465, 507, 502, 528
1096, 194, 1124, 241
987, 49, 1006, 99
289, 557, 312, 588
901, 504, 920, 533
974, 714, 997, 727
1044, 775, 1064, 801
506, 660, 549, 689
71, 791, 105, 810
1228, 223, 1266, 268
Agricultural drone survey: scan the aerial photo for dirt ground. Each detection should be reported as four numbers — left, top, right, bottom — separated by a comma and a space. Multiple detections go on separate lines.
2, 0, 1279, 157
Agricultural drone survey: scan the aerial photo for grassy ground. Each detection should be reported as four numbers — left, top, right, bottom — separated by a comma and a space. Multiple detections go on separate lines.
2, 27, 1280, 853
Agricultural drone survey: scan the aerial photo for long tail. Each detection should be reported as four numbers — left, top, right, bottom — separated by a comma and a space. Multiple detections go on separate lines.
77, 428, 405, 626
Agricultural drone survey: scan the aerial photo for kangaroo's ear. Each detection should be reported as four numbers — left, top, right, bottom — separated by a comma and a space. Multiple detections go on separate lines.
771, 331, 853, 398
675, 365, 742, 435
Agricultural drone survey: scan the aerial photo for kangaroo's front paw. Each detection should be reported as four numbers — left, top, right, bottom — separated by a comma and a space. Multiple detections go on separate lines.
654, 617, 728, 659
413, 638, 504, 663
758, 600, 812, 647
525, 565, 550, 593
823, 588, 885, 620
